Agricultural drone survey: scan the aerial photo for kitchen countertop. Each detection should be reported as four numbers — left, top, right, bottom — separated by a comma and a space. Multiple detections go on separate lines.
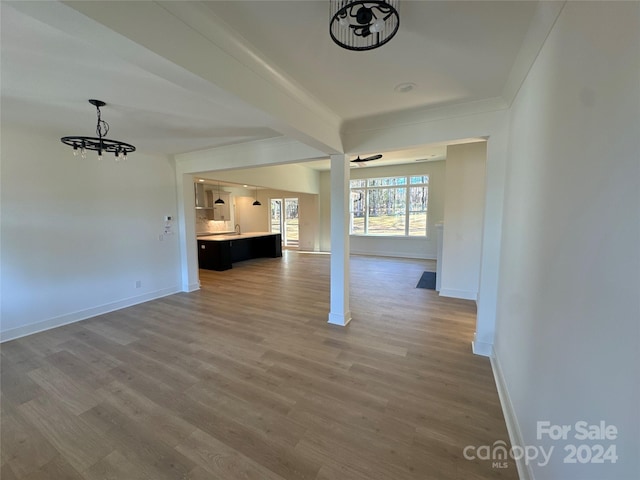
196, 231, 235, 237
197, 232, 278, 242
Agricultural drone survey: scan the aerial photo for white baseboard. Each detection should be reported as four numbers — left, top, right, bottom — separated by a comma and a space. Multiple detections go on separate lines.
0, 286, 180, 343
491, 351, 533, 480
472, 337, 494, 357
350, 249, 436, 260
185, 282, 200, 292
327, 312, 352, 326
438, 288, 477, 300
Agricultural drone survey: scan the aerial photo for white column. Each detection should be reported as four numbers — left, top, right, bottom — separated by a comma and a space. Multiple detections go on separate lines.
176, 172, 200, 292
474, 122, 509, 357
328, 154, 351, 326
435, 222, 444, 292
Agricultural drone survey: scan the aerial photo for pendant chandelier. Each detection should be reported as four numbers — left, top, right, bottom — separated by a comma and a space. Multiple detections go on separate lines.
252, 187, 262, 206
61, 99, 135, 161
215, 181, 225, 204
329, 0, 400, 51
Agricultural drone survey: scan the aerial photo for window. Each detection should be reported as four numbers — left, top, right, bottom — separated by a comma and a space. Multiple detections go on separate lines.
350, 175, 428, 237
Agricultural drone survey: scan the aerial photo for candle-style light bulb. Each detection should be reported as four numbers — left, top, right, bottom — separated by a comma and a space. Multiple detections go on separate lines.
370, 18, 385, 33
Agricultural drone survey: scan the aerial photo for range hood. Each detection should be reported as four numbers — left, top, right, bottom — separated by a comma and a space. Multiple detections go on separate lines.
194, 183, 212, 209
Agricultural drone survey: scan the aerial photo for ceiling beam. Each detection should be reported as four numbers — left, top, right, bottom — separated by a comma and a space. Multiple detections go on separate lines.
11, 0, 344, 155
175, 137, 327, 175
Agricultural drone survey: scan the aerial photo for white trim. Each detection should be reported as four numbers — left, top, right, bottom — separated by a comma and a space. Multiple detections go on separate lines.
471, 335, 494, 357
343, 97, 508, 140
491, 351, 533, 480
0, 287, 180, 343
175, 136, 325, 171
327, 312, 352, 327
350, 250, 436, 260
438, 288, 477, 301
185, 282, 201, 293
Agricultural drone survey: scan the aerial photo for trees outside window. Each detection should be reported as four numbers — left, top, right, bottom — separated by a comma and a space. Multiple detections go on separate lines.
349, 175, 428, 237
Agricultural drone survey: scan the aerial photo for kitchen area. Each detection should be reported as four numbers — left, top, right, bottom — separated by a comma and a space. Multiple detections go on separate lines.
194, 180, 282, 271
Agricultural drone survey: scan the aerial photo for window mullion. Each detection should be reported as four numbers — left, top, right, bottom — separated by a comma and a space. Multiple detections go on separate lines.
364, 186, 369, 234
405, 183, 410, 236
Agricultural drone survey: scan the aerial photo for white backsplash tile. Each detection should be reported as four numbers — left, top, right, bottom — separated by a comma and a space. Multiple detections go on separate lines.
195, 212, 232, 234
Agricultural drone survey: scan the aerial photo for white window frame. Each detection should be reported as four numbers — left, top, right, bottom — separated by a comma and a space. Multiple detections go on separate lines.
349, 175, 429, 237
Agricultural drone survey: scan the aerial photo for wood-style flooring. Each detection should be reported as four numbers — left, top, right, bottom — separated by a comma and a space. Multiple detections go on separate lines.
1, 252, 518, 479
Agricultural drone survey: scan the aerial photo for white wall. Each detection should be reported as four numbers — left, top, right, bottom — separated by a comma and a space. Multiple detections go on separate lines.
440, 142, 486, 300
494, 3, 639, 479
200, 163, 320, 195
234, 189, 320, 251
0, 127, 182, 341
234, 195, 269, 233
319, 160, 446, 259
297, 193, 319, 251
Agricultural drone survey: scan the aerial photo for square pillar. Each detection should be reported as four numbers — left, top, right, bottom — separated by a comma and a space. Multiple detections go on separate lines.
328, 154, 351, 326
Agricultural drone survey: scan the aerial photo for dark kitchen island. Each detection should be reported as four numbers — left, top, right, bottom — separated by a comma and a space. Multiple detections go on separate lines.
197, 232, 282, 271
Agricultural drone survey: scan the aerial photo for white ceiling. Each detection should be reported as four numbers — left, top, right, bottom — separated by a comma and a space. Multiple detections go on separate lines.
0, 4, 281, 155
1, 1, 541, 165
205, 0, 538, 120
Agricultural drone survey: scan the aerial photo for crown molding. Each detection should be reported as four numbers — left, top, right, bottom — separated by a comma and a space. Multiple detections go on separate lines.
501, 1, 566, 106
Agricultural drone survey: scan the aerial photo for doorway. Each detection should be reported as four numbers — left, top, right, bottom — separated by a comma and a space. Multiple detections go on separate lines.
270, 197, 299, 248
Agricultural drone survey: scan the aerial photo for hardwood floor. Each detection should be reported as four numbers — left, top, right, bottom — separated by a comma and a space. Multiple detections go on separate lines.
1, 252, 518, 479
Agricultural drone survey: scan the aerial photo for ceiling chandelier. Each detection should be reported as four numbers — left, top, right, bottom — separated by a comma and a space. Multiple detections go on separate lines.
329, 0, 400, 51
61, 99, 135, 161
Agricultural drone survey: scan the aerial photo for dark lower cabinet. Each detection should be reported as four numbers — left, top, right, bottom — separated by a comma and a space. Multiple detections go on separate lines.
230, 238, 251, 263
198, 240, 231, 271
198, 234, 282, 271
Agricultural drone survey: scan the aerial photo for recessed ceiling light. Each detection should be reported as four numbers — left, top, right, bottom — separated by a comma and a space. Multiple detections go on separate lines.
243, 185, 249, 188
198, 179, 205, 182
394, 82, 416, 93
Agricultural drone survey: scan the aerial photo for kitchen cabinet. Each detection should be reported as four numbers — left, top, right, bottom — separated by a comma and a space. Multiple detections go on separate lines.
198, 239, 229, 271
195, 183, 231, 220
197, 233, 282, 271
230, 237, 251, 263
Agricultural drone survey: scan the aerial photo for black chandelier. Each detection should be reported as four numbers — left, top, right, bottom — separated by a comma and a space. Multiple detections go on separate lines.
215, 181, 225, 205
61, 99, 135, 161
329, 0, 399, 51
252, 186, 262, 206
